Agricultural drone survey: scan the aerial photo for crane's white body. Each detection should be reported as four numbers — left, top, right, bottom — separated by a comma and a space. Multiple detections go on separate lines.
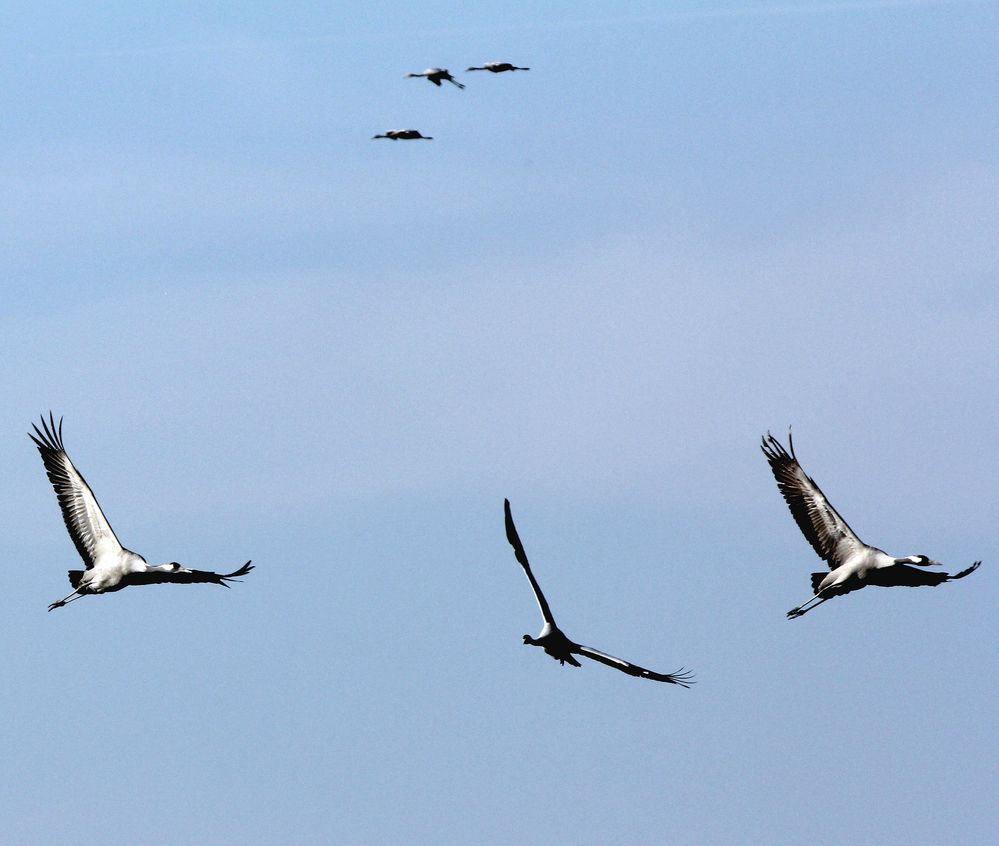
82, 548, 145, 593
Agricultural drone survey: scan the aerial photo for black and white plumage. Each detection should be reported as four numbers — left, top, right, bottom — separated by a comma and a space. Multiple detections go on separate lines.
761, 431, 980, 619
371, 129, 433, 141
30, 413, 253, 611
405, 68, 465, 89
466, 62, 530, 73
503, 500, 693, 686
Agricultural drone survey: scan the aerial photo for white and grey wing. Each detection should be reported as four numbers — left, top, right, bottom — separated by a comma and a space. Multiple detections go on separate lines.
761, 431, 863, 568
30, 413, 123, 568
576, 644, 694, 686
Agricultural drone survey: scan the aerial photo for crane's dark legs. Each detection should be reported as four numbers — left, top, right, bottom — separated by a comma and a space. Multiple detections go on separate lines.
48, 589, 84, 611
787, 591, 832, 619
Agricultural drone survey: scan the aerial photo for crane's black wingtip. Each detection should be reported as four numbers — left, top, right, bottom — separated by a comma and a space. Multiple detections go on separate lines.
30, 412, 67, 452
950, 560, 981, 580
504, 498, 516, 527
503, 499, 519, 538
220, 560, 255, 582
761, 429, 796, 463
668, 667, 696, 688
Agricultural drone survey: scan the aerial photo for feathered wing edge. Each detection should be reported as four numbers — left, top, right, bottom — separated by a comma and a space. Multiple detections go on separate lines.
29, 412, 123, 569
504, 499, 557, 626
948, 560, 982, 581
124, 561, 254, 587
576, 645, 695, 687
760, 430, 862, 568
867, 560, 981, 588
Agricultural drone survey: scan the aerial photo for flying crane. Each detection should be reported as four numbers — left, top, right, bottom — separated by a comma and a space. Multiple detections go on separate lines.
761, 431, 980, 618
466, 62, 530, 73
405, 68, 464, 89
371, 129, 433, 140
31, 413, 253, 611
504, 499, 693, 686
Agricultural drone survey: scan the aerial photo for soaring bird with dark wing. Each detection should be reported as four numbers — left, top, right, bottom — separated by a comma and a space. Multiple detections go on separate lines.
503, 499, 693, 686
371, 129, 433, 140
466, 62, 530, 73
405, 68, 464, 88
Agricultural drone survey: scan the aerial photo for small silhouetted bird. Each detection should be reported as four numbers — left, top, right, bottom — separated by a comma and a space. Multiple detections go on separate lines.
371, 129, 433, 141
466, 62, 530, 73
405, 68, 464, 89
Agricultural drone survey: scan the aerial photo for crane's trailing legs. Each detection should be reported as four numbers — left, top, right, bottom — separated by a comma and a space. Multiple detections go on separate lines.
48, 589, 85, 611
787, 590, 834, 619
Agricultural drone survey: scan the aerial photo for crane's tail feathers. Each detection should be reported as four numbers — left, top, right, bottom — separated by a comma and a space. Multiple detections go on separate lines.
68, 570, 85, 589
949, 560, 981, 581
810, 572, 825, 593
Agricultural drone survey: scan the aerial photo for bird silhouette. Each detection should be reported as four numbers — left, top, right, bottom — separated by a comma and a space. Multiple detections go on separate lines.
466, 62, 530, 73
405, 68, 464, 89
371, 129, 433, 140
504, 499, 693, 686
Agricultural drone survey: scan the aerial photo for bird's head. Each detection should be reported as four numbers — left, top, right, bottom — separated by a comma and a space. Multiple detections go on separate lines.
900, 555, 940, 567
523, 634, 536, 646
163, 562, 192, 573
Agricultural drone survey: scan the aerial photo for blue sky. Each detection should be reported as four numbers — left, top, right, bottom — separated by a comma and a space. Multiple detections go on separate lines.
1, 2, 997, 843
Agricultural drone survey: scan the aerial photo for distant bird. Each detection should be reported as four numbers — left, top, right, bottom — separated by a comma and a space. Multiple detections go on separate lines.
371, 129, 433, 141
503, 499, 693, 686
405, 68, 465, 89
30, 413, 253, 611
466, 62, 530, 73
762, 431, 980, 619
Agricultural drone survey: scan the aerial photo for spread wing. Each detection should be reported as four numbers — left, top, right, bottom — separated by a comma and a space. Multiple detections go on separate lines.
125, 561, 254, 587
576, 645, 694, 687
504, 499, 556, 626
867, 560, 981, 588
761, 431, 864, 569
30, 413, 123, 569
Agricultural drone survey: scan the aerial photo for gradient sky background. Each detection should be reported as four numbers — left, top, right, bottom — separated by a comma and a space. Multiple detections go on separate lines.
1, 2, 997, 843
